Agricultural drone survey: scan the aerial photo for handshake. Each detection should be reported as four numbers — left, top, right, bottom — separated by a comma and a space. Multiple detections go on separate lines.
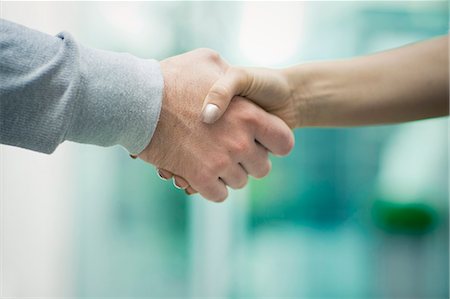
1, 20, 446, 201
136, 49, 296, 202
133, 36, 449, 202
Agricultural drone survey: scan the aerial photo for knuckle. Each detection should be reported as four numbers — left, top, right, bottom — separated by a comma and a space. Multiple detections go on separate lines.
231, 139, 251, 156
202, 184, 228, 203
194, 168, 213, 184
234, 176, 248, 190
197, 48, 221, 61
252, 172, 264, 179
279, 130, 295, 156
209, 51, 222, 62
211, 156, 230, 174
240, 109, 260, 126
213, 190, 228, 203
254, 160, 272, 179
208, 85, 230, 100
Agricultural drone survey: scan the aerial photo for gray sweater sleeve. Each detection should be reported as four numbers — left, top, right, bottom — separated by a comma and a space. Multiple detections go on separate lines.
0, 19, 163, 155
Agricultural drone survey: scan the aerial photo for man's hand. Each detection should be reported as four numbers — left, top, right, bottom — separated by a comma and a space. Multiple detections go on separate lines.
137, 49, 294, 202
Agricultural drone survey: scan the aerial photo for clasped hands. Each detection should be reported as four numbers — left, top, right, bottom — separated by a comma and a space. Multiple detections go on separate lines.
133, 36, 449, 201
137, 49, 296, 202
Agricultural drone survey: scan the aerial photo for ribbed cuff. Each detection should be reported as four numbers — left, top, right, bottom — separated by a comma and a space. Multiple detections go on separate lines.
65, 42, 163, 154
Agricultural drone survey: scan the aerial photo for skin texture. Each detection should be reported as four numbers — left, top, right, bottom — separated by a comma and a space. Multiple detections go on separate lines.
202, 67, 299, 128
201, 35, 449, 128
138, 49, 294, 202
173, 35, 449, 194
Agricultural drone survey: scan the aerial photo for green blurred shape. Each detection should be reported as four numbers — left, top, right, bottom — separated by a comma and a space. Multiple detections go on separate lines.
371, 199, 438, 235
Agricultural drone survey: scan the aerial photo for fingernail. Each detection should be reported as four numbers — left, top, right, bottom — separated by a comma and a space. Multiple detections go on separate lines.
157, 169, 168, 181
173, 178, 184, 190
201, 103, 221, 124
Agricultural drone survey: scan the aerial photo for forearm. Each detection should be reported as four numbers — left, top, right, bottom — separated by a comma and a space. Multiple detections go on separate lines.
286, 35, 449, 128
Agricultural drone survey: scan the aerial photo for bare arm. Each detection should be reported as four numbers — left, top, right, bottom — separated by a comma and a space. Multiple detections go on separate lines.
288, 35, 449, 127
201, 35, 449, 128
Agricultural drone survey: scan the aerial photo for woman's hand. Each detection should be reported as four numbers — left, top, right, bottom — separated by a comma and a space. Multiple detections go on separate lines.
201, 67, 300, 129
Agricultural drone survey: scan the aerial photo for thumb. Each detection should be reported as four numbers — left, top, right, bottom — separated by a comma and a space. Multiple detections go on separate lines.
201, 67, 250, 124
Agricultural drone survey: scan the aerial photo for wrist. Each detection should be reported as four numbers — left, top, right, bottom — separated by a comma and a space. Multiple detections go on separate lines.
139, 57, 199, 167
138, 60, 173, 164
281, 65, 312, 128
283, 61, 344, 128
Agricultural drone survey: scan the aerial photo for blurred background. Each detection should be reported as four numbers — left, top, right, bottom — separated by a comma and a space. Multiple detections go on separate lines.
1, 1, 448, 298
